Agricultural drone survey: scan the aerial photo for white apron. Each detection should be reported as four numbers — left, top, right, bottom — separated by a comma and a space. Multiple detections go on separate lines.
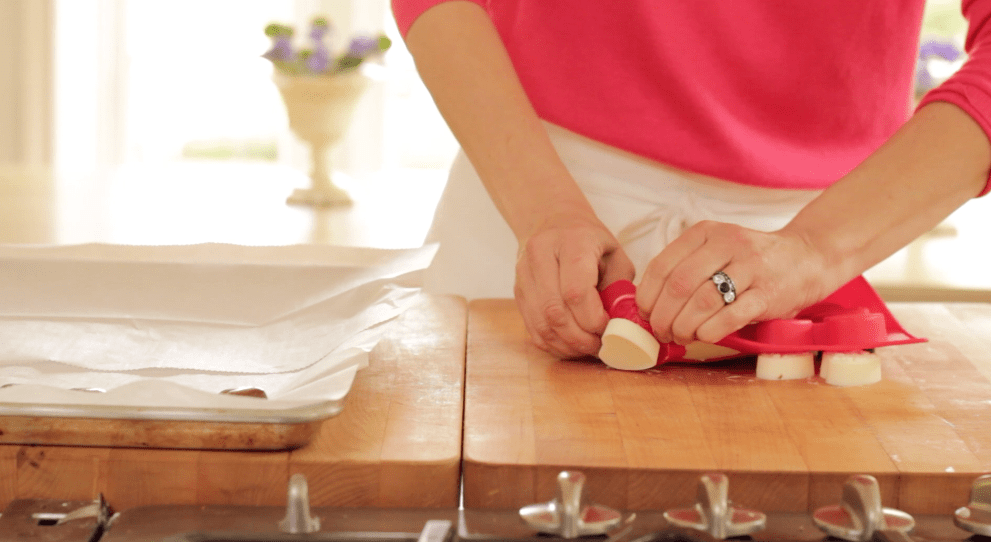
423, 122, 822, 299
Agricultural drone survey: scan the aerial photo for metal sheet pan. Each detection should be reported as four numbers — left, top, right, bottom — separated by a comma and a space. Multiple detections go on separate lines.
0, 396, 344, 450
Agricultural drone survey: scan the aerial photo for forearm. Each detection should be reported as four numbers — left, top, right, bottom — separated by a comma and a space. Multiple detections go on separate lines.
782, 102, 991, 287
403, 1, 598, 240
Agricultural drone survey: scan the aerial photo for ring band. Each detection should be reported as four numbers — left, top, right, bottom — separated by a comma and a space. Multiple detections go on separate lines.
711, 271, 736, 304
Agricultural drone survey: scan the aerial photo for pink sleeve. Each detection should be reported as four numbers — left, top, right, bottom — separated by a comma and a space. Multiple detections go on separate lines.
392, 0, 488, 38
918, 0, 991, 196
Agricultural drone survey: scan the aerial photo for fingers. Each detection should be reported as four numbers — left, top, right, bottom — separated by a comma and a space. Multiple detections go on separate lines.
515, 231, 620, 359
637, 221, 775, 345
667, 263, 755, 344
634, 224, 708, 315
598, 246, 637, 289
637, 223, 736, 343
695, 287, 768, 343
520, 217, 824, 357
557, 238, 612, 337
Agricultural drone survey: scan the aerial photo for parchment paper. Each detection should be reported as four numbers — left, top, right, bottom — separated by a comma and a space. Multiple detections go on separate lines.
0, 243, 436, 411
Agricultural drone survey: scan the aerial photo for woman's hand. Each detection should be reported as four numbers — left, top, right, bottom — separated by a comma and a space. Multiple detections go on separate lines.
635, 104, 991, 347
635, 220, 836, 346
514, 213, 636, 358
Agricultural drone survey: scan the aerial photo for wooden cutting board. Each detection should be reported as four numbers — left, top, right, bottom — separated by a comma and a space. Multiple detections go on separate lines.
463, 299, 991, 515
0, 294, 467, 511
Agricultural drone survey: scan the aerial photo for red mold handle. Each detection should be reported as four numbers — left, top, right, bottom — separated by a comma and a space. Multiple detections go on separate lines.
599, 280, 688, 364
599, 280, 651, 332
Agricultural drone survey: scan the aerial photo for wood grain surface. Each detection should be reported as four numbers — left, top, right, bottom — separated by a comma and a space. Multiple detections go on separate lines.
0, 294, 467, 511
462, 299, 991, 515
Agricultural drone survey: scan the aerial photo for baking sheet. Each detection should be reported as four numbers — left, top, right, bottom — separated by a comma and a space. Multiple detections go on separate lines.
0, 242, 437, 449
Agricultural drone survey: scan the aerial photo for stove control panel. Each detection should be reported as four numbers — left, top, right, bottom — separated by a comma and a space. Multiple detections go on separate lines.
1, 472, 987, 542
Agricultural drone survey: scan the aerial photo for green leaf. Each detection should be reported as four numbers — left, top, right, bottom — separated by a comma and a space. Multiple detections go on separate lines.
377, 35, 392, 52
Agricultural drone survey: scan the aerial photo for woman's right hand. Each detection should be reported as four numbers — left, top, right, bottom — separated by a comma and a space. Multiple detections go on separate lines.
403, 2, 635, 357
514, 212, 636, 359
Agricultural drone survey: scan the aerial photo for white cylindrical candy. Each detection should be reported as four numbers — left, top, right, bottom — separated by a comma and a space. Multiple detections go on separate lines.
598, 318, 660, 371
820, 351, 882, 386
755, 352, 816, 380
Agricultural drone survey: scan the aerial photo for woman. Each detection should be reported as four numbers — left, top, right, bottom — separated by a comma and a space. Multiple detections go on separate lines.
392, 0, 991, 358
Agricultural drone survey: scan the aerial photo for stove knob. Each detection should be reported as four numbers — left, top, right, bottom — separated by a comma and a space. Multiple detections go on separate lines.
519, 471, 623, 538
954, 474, 991, 536
813, 474, 914, 542
663, 473, 766, 540
279, 473, 321, 534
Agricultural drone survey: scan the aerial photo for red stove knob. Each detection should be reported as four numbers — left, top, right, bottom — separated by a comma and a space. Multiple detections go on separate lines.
663, 473, 766, 540
813, 474, 914, 542
518, 471, 624, 538
955, 474, 991, 536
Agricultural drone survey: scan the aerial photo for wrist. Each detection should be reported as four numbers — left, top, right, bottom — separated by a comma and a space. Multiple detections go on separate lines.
484, 169, 600, 242
520, 200, 602, 236
778, 223, 859, 298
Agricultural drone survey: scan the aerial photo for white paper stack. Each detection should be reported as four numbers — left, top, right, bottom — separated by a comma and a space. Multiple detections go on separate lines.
0, 242, 437, 413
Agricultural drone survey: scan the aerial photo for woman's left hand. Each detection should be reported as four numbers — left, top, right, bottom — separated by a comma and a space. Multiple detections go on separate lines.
635, 220, 841, 345
637, 103, 991, 345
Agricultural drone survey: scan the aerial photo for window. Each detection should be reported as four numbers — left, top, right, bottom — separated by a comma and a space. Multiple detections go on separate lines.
54, 0, 458, 176
50, 0, 456, 247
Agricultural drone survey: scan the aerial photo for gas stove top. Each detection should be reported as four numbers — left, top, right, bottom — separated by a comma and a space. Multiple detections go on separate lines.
1, 472, 987, 542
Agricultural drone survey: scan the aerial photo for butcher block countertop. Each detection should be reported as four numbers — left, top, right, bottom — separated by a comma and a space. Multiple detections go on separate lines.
462, 299, 991, 516
0, 294, 467, 511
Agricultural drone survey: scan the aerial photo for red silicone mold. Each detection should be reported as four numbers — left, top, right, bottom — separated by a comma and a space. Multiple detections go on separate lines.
599, 275, 926, 364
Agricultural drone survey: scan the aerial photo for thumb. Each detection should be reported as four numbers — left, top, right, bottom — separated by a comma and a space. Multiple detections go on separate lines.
598, 247, 636, 290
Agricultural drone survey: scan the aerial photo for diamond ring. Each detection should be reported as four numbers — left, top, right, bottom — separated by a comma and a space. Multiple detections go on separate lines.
711, 271, 736, 304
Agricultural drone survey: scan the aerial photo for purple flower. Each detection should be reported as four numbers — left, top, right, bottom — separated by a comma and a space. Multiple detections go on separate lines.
306, 48, 330, 73
347, 36, 379, 58
919, 39, 961, 62
263, 18, 391, 76
305, 17, 332, 73
915, 38, 963, 94
262, 35, 294, 62
310, 24, 330, 42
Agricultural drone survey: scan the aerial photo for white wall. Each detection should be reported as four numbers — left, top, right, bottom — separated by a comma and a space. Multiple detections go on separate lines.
0, 0, 54, 166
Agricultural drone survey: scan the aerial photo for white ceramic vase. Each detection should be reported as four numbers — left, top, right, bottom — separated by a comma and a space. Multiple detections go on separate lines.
274, 71, 370, 206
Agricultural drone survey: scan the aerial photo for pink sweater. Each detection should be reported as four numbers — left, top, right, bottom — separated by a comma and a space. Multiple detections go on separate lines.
393, 0, 991, 194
